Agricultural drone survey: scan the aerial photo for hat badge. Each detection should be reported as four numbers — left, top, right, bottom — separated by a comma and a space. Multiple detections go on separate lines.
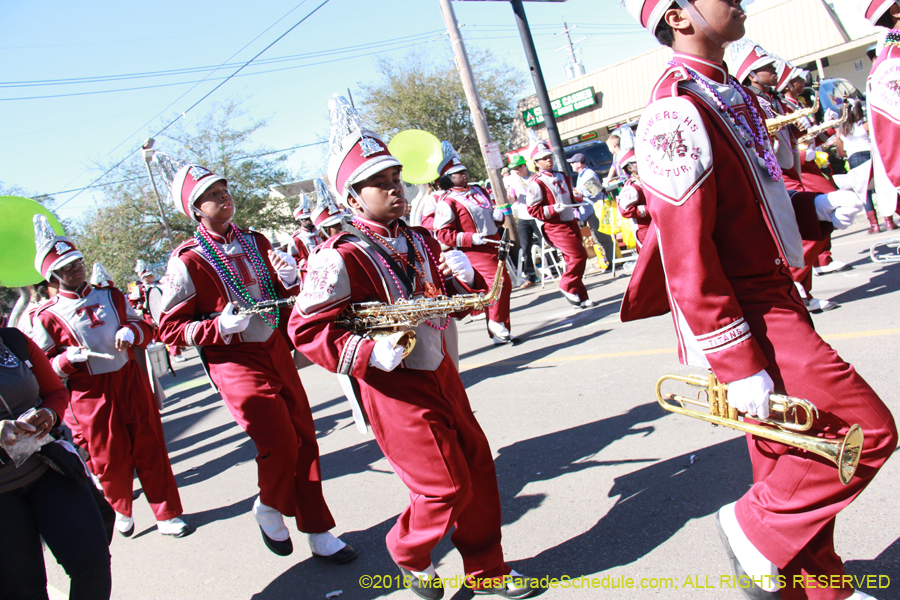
188, 165, 211, 181
359, 136, 383, 158
54, 241, 71, 254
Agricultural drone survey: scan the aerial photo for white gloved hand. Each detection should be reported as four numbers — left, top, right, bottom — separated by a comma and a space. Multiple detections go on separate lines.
814, 191, 864, 229
217, 302, 251, 335
804, 147, 816, 162
491, 208, 504, 222
617, 186, 639, 209
368, 332, 406, 372
552, 202, 568, 214
65, 346, 89, 364
271, 249, 299, 284
115, 327, 135, 345
471, 233, 487, 246
727, 369, 774, 420
442, 250, 475, 286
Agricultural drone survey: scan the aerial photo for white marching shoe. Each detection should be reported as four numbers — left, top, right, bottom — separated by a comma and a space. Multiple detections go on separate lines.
488, 320, 511, 344
806, 297, 838, 313
157, 517, 192, 538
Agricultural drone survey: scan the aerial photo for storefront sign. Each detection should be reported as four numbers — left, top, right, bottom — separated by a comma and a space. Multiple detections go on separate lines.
522, 87, 597, 127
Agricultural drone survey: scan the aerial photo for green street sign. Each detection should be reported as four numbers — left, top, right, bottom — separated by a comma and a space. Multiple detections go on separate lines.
522, 87, 596, 127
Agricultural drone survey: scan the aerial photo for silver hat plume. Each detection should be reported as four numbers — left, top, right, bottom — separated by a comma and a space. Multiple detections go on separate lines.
91, 263, 113, 287
33, 214, 57, 251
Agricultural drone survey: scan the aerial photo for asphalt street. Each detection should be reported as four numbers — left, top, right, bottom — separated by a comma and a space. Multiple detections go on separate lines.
44, 220, 900, 600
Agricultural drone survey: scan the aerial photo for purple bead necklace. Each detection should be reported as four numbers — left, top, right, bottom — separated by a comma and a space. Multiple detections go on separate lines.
195, 224, 280, 329
675, 62, 782, 182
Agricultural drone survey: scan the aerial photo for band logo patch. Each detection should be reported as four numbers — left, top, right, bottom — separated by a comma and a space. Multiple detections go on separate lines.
359, 136, 384, 158
872, 62, 900, 115
636, 96, 711, 205
54, 241, 72, 254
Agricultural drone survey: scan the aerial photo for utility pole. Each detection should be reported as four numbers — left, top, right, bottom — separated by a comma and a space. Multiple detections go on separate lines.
510, 0, 570, 175
557, 22, 586, 79
437, 0, 517, 242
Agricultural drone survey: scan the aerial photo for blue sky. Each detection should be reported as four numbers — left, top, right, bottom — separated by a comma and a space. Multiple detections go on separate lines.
1, 0, 659, 223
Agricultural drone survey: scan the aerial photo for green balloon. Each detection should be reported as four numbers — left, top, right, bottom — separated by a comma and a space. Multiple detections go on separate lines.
388, 129, 443, 185
0, 196, 66, 287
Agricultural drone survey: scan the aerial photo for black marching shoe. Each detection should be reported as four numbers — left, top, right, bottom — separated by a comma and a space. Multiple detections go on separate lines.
398, 566, 444, 600
313, 544, 358, 564
715, 513, 782, 600
473, 572, 546, 599
259, 528, 293, 556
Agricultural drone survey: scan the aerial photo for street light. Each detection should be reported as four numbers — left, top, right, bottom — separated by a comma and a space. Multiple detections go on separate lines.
141, 138, 177, 253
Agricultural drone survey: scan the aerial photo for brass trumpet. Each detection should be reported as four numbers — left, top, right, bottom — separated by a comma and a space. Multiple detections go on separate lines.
655, 372, 863, 485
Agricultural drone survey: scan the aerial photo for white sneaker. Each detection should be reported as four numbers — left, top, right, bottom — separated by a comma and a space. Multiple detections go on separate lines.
807, 297, 838, 313
157, 517, 191, 537
580, 299, 594, 309
115, 512, 134, 537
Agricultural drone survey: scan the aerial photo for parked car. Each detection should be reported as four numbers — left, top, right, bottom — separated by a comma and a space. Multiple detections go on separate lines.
563, 141, 614, 178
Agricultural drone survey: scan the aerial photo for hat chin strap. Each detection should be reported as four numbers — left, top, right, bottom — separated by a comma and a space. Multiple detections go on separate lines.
349, 187, 381, 222
674, 0, 732, 49
193, 206, 231, 227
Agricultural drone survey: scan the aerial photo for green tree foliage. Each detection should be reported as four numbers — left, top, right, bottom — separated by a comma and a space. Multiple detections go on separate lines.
358, 48, 526, 181
71, 101, 301, 287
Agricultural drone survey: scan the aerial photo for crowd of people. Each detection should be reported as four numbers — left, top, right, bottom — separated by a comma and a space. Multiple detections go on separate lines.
2, 1, 900, 599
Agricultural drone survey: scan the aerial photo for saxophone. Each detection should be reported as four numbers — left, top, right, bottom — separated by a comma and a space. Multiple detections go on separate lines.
765, 83, 820, 135
334, 229, 511, 356
797, 100, 849, 145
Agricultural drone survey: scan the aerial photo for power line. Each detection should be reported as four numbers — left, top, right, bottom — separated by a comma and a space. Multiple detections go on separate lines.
52, 0, 332, 212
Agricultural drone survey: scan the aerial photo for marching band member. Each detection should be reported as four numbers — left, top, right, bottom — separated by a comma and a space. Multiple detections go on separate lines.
154, 155, 354, 562
128, 260, 161, 324
615, 149, 651, 250
858, 0, 900, 231
621, 2, 894, 599
310, 178, 348, 244
418, 181, 442, 233
525, 134, 593, 309
432, 141, 514, 344
29, 216, 190, 539
731, 40, 842, 312
288, 96, 543, 599
290, 193, 319, 271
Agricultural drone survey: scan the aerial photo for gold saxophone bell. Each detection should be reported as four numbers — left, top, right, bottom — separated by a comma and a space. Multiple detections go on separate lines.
655, 372, 863, 485
765, 83, 820, 135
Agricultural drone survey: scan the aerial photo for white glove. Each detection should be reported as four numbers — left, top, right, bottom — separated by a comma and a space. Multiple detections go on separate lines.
727, 369, 774, 420
115, 327, 135, 345
491, 208, 504, 222
368, 332, 406, 372
271, 249, 299, 285
471, 233, 487, 246
617, 186, 639, 209
814, 191, 864, 230
804, 147, 816, 162
552, 202, 568, 214
442, 250, 475, 286
65, 346, 89, 364
218, 303, 251, 335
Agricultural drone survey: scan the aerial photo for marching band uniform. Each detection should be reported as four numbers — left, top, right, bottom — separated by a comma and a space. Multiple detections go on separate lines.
615, 149, 652, 250
288, 96, 540, 599
418, 187, 441, 232
29, 217, 187, 537
432, 142, 513, 343
620, 3, 895, 597
155, 157, 352, 560
861, 0, 900, 226
128, 260, 162, 324
525, 136, 593, 308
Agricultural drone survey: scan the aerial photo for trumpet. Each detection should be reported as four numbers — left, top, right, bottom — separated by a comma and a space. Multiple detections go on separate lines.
765, 83, 820, 135
656, 372, 863, 485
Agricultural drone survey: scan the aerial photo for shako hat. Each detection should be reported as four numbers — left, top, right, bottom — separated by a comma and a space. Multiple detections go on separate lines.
33, 214, 83, 280
153, 152, 226, 221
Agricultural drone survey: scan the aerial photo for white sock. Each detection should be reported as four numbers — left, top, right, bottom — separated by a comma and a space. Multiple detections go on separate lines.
253, 497, 289, 542
114, 512, 133, 531
560, 289, 580, 303
410, 564, 437, 581
719, 503, 780, 592
308, 531, 346, 556
847, 591, 877, 600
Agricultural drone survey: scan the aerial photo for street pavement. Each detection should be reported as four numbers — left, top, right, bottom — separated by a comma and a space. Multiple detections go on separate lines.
45, 221, 900, 600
